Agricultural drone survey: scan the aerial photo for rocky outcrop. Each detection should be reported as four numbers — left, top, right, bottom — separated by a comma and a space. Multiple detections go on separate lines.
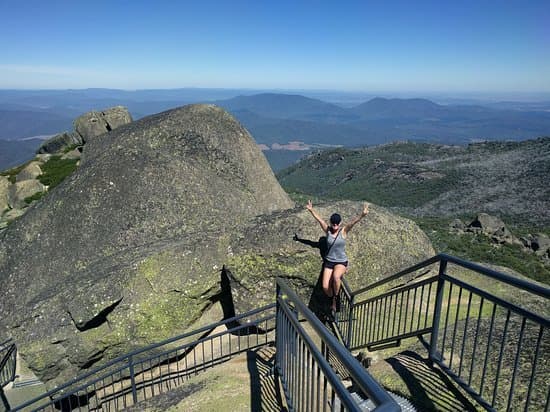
37, 132, 83, 154
449, 218, 465, 233
0, 105, 292, 386
3, 107, 132, 230
449, 213, 549, 261
1, 156, 54, 229
7, 180, 45, 209
531, 234, 550, 256
37, 106, 133, 154
15, 161, 42, 182
0, 104, 434, 388
467, 213, 514, 244
521, 233, 550, 258
74, 106, 132, 143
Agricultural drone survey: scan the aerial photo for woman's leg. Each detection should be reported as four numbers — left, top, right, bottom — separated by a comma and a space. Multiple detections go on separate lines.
322, 266, 334, 298
331, 264, 347, 296
330, 264, 347, 311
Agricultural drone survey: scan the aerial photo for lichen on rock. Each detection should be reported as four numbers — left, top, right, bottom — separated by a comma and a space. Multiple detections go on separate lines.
0, 104, 293, 385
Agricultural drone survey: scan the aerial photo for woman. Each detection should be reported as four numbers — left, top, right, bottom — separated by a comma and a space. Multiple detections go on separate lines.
306, 200, 370, 314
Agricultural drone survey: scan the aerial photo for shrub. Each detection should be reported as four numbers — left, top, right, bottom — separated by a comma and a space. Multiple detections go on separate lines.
38, 156, 79, 189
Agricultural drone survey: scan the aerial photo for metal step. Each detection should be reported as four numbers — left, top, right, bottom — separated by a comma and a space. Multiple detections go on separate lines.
349, 391, 417, 411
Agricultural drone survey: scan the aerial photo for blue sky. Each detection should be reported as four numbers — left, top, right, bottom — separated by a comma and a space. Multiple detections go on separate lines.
1, 0, 549, 94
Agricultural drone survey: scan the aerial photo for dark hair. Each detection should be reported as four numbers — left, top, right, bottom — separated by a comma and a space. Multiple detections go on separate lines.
330, 213, 341, 225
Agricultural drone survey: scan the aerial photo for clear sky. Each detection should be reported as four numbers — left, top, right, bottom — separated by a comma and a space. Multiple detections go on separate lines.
1, 0, 549, 94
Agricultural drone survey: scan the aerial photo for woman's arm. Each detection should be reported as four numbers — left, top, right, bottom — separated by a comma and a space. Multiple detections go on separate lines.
343, 203, 370, 235
306, 200, 328, 232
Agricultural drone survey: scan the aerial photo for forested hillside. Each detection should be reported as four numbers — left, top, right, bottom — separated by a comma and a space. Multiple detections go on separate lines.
277, 137, 550, 282
278, 138, 550, 225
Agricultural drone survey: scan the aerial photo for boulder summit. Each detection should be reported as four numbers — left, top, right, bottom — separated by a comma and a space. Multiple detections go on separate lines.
0, 104, 291, 383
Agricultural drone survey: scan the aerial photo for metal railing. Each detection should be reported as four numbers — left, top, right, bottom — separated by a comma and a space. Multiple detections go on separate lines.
6, 254, 548, 411
1, 338, 17, 411
10, 305, 276, 412
336, 253, 550, 412
276, 278, 399, 412
0, 338, 17, 389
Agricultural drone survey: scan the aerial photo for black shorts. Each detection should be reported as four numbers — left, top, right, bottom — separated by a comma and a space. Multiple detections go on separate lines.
323, 260, 348, 269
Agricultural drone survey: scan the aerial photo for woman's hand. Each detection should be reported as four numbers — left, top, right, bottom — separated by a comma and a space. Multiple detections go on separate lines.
306, 200, 313, 211
362, 202, 370, 216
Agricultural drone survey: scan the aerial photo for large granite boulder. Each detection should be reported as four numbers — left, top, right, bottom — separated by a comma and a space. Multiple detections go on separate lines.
37, 132, 83, 154
0, 104, 434, 388
532, 233, 550, 257
15, 161, 42, 182
225, 201, 434, 313
37, 107, 133, 155
0, 104, 292, 386
467, 213, 514, 244
74, 106, 132, 142
7, 179, 45, 209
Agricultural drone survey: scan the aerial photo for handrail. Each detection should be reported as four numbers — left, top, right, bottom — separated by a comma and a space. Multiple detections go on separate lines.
277, 295, 360, 410
439, 253, 550, 298
351, 255, 440, 297
12, 303, 276, 411
340, 253, 550, 412
277, 278, 399, 411
0, 341, 17, 388
0, 338, 13, 349
352, 254, 550, 299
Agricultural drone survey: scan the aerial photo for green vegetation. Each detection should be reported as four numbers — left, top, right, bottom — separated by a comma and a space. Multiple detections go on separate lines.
278, 140, 550, 285
413, 217, 549, 284
278, 144, 463, 208
1, 155, 79, 189
24, 191, 45, 204
38, 156, 78, 189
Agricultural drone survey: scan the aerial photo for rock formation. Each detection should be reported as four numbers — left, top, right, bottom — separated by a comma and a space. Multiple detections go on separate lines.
2, 107, 133, 230
37, 106, 133, 154
0, 104, 434, 387
467, 213, 514, 244
449, 213, 550, 261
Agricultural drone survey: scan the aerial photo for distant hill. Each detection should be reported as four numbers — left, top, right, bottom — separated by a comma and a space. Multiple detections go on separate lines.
277, 137, 550, 226
350, 97, 445, 119
216, 93, 357, 122
2, 89, 550, 149
234, 109, 381, 146
219, 94, 550, 145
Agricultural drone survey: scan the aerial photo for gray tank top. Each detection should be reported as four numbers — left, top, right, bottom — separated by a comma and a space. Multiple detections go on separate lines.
325, 230, 347, 262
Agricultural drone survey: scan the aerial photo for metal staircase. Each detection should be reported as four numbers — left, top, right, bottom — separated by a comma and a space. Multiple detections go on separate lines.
333, 254, 550, 412
2, 254, 548, 411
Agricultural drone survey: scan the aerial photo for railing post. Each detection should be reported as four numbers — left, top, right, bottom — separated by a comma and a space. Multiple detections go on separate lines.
1, 389, 10, 412
346, 295, 354, 348
429, 258, 447, 363
275, 281, 281, 372
128, 355, 138, 404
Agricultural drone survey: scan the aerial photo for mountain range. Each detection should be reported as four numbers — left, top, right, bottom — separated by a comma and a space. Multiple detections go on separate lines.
217, 94, 550, 146
1, 89, 550, 171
